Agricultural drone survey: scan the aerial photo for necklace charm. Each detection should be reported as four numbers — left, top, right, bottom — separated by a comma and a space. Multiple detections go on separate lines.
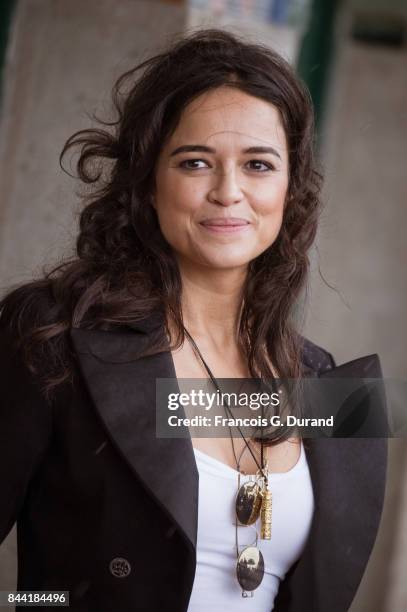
260, 482, 272, 540
236, 476, 263, 526
236, 544, 265, 594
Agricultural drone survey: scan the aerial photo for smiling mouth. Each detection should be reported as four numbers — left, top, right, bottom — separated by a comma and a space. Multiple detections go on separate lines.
200, 218, 250, 227
199, 221, 251, 234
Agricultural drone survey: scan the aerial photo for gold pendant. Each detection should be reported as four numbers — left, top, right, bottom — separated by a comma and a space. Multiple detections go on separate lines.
260, 467, 271, 540
260, 485, 272, 540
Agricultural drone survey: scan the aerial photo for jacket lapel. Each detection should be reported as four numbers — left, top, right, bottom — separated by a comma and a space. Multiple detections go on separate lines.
69, 322, 199, 557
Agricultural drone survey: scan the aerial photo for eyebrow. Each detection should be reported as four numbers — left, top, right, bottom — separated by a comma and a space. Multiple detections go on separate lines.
169, 144, 282, 160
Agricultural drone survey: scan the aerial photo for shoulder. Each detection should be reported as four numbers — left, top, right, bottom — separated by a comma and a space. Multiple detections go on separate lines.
299, 335, 336, 375
0, 281, 51, 397
0, 277, 57, 363
0, 287, 55, 430
0, 278, 74, 402
0, 278, 57, 336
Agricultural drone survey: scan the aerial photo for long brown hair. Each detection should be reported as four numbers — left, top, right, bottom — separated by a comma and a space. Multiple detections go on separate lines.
0, 29, 322, 433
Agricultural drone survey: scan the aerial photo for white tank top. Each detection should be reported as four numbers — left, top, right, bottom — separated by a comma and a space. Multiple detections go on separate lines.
187, 440, 314, 611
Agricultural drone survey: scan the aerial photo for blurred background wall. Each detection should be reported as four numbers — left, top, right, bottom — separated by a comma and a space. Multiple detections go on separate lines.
0, 1, 406, 610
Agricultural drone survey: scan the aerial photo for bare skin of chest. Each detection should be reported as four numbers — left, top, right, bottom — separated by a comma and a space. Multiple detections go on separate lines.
171, 340, 300, 475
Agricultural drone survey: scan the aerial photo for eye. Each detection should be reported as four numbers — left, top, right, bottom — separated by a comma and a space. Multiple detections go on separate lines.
177, 158, 275, 172
178, 159, 209, 170
246, 160, 275, 172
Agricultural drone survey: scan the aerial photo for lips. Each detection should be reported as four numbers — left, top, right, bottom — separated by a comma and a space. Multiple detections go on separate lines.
199, 217, 251, 234
200, 218, 250, 226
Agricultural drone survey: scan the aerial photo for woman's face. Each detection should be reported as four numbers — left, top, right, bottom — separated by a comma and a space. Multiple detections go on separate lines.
153, 86, 289, 272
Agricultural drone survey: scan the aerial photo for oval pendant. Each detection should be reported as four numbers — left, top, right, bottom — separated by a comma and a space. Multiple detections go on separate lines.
236, 480, 262, 525
236, 546, 265, 592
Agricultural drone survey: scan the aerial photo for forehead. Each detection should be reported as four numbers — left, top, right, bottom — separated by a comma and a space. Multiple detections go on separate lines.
166, 86, 287, 150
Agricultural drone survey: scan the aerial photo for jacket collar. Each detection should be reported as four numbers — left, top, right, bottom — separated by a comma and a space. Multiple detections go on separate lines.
69, 317, 387, 612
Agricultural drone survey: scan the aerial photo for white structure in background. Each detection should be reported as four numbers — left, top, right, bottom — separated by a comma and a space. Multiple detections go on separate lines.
187, 0, 312, 63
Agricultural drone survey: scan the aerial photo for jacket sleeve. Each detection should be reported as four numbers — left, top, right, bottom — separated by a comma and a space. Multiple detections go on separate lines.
0, 324, 53, 544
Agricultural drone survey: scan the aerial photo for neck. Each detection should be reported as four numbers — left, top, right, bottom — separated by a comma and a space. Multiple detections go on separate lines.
170, 257, 248, 351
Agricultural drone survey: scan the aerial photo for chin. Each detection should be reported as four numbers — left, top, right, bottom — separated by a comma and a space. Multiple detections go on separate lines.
200, 256, 252, 270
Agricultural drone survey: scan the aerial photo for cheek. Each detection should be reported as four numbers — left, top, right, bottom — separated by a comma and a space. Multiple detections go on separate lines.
256, 179, 288, 219
254, 182, 287, 243
156, 174, 200, 217
154, 187, 197, 249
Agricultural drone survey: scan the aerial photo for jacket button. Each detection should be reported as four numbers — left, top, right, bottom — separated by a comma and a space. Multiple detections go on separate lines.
109, 557, 131, 578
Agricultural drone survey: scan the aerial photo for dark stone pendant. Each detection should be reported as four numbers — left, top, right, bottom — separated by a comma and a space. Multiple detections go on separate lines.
236, 545, 265, 592
236, 480, 263, 525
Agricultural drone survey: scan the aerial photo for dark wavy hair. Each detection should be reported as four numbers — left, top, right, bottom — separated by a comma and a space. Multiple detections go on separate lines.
0, 28, 322, 438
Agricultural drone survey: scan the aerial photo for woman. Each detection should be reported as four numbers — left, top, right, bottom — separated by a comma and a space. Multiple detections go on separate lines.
0, 29, 387, 611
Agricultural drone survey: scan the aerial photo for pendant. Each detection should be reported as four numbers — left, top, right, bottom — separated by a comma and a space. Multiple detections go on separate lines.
236, 545, 265, 593
236, 479, 263, 525
260, 483, 272, 540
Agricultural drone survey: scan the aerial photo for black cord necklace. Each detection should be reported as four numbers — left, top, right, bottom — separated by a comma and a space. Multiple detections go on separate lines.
181, 325, 268, 483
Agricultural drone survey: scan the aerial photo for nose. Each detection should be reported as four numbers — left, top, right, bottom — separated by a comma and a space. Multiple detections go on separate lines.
208, 167, 244, 206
